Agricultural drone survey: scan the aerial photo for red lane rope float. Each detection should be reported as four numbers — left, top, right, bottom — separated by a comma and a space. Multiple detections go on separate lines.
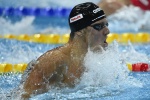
127, 63, 150, 72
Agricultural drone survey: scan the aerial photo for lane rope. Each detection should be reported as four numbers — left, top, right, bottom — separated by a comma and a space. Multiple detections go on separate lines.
0, 7, 71, 17
0, 32, 150, 73
0, 32, 150, 44
0, 62, 149, 73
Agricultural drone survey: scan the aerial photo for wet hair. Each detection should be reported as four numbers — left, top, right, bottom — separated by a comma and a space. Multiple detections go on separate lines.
68, 2, 106, 40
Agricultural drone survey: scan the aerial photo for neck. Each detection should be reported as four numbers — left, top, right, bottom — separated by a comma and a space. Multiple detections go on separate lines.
69, 35, 88, 63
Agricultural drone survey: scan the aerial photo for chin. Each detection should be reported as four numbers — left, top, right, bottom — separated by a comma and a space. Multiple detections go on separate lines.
90, 46, 104, 52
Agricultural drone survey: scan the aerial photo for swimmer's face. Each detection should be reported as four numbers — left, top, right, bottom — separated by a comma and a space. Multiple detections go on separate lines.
87, 18, 110, 51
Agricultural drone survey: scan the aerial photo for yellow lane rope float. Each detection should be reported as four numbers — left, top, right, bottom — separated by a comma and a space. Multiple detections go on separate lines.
0, 33, 150, 73
107, 32, 150, 44
0, 62, 149, 73
0, 63, 27, 73
0, 32, 150, 44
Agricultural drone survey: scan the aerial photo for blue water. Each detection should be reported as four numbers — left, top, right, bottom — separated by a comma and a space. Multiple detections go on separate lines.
0, 39, 150, 99
1, 0, 150, 100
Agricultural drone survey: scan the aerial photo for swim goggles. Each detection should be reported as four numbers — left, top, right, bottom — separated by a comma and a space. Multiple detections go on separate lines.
91, 22, 108, 31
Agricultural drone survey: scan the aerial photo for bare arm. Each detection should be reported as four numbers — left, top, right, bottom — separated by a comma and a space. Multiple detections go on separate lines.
98, 0, 124, 16
62, 61, 85, 87
21, 50, 67, 99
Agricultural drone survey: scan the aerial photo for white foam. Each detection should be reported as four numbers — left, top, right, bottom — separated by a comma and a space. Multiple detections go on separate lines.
0, 40, 43, 64
80, 41, 143, 87
108, 6, 150, 32
121, 42, 150, 64
0, 17, 35, 35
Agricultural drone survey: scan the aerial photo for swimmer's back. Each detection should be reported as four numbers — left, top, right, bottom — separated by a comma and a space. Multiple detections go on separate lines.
22, 45, 71, 97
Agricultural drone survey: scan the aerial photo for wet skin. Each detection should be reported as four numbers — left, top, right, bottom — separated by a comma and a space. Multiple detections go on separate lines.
88, 19, 109, 51
21, 18, 110, 99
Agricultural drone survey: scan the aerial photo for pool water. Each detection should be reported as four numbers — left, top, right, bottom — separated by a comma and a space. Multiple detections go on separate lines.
1, 72, 150, 100
1, 0, 150, 100
0, 40, 150, 100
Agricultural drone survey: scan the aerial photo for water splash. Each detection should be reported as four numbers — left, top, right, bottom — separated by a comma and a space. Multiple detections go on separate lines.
121, 42, 150, 64
0, 39, 59, 64
108, 6, 150, 32
0, 39, 42, 64
0, 17, 35, 35
81, 42, 128, 87
29, 42, 145, 100
0, 42, 148, 100
80, 41, 143, 88
0, 73, 22, 100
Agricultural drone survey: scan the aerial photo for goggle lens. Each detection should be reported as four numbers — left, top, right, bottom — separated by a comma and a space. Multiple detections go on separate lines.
91, 22, 108, 31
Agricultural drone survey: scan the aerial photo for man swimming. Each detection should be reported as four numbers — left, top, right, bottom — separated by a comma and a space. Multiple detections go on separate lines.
21, 2, 110, 99
98, 0, 150, 16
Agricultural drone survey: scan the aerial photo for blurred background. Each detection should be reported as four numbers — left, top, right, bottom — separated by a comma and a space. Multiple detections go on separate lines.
0, 0, 149, 35
0, 0, 150, 63
0, 0, 99, 34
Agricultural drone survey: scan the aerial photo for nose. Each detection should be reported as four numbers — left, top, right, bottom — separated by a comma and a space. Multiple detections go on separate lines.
103, 27, 110, 36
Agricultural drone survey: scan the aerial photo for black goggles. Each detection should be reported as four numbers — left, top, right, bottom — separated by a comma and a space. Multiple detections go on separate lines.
91, 22, 108, 31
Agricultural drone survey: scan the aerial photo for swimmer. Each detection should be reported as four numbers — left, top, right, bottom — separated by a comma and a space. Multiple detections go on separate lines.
21, 2, 109, 99
98, 0, 150, 16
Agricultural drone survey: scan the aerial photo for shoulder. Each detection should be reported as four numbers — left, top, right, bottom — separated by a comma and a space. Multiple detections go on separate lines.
37, 45, 70, 67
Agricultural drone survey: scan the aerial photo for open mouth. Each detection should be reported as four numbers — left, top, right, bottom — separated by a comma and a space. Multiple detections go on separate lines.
104, 40, 108, 47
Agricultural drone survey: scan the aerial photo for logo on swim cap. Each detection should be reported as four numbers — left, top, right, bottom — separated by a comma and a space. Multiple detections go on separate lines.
70, 14, 83, 23
93, 8, 101, 13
